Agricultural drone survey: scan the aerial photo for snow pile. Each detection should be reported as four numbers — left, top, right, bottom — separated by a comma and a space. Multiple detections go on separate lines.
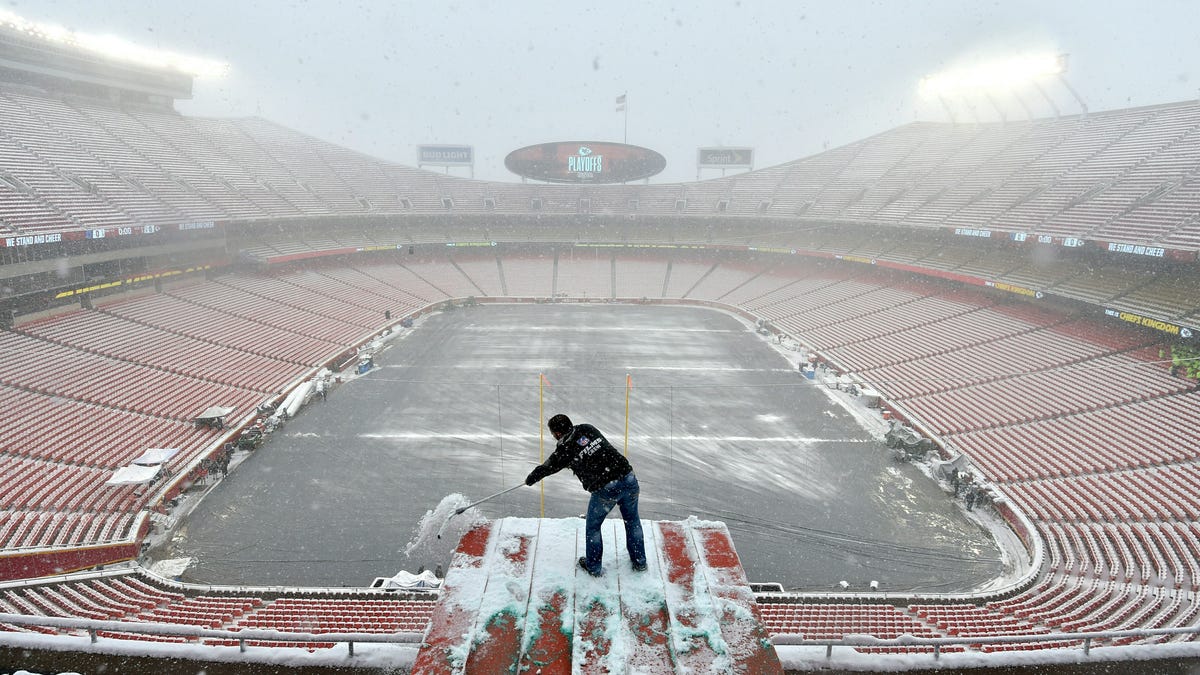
147, 557, 193, 579
402, 493, 484, 567
379, 569, 442, 590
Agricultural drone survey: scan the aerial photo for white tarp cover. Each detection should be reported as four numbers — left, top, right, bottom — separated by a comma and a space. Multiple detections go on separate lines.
106, 464, 161, 485
194, 406, 234, 420
132, 447, 181, 466
282, 381, 313, 417
381, 570, 442, 590
934, 453, 973, 481
148, 557, 194, 578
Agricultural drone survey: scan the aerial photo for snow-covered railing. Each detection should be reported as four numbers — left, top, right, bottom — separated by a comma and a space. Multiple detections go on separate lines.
7, 612, 1200, 668
135, 565, 439, 600
0, 565, 135, 591
0, 612, 424, 653
0, 553, 439, 603
773, 624, 1200, 660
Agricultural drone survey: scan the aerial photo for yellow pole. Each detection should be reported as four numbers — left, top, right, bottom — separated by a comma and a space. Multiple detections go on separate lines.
624, 373, 631, 457
539, 373, 545, 518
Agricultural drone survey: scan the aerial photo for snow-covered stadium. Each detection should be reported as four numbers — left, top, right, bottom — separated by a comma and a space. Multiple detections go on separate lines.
1, 10, 1200, 675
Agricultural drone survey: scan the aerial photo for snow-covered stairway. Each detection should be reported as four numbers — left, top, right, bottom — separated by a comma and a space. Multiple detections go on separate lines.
413, 516, 784, 674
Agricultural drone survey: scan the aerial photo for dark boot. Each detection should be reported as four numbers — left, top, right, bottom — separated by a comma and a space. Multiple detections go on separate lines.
578, 556, 602, 577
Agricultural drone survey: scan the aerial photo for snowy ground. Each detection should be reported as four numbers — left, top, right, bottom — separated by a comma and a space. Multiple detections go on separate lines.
151, 303, 1008, 593
414, 516, 782, 672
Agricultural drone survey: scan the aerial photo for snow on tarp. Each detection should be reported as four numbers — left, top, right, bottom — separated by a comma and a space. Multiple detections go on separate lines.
281, 381, 312, 417
105, 464, 161, 485
194, 406, 234, 420
131, 447, 181, 466
414, 516, 783, 673
380, 569, 442, 590
148, 557, 194, 578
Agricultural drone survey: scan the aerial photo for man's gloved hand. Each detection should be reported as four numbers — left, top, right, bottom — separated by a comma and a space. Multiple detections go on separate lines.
525, 466, 546, 486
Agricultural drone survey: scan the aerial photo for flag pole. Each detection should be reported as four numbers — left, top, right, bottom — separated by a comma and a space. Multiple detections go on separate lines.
616, 91, 628, 144
623, 91, 628, 144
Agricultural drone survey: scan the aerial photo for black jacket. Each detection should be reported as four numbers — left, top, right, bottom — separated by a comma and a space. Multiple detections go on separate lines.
526, 423, 633, 493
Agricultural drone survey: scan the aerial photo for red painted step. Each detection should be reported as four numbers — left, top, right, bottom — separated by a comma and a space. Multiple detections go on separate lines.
615, 520, 674, 672
694, 525, 785, 674
516, 523, 576, 675
463, 519, 537, 674
411, 522, 493, 674
413, 517, 783, 674
656, 519, 727, 671
573, 522, 617, 674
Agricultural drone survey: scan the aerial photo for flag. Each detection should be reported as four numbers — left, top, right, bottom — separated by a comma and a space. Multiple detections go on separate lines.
616, 93, 626, 112
540, 373, 552, 388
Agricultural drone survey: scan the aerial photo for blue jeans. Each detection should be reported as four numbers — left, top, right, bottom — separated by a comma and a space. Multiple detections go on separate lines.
583, 472, 646, 573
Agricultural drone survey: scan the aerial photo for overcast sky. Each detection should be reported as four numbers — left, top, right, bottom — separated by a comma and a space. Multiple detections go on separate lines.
15, 0, 1200, 182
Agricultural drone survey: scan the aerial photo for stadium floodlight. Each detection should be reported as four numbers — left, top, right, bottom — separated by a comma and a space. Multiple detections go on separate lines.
918, 53, 1065, 99
0, 9, 229, 78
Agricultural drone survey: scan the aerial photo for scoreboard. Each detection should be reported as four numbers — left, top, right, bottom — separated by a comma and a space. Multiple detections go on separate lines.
505, 141, 666, 183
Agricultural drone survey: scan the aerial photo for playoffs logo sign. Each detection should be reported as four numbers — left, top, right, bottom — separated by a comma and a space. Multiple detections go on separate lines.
505, 141, 666, 183
567, 145, 603, 178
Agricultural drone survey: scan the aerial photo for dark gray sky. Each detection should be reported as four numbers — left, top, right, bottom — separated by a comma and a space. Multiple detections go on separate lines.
17, 0, 1200, 181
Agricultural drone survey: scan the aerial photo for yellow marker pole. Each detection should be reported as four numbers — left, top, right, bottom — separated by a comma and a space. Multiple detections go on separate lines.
539, 373, 545, 518
623, 373, 631, 457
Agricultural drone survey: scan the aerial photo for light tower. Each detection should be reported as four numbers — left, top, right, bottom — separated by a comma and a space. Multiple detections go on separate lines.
918, 52, 1086, 123
0, 8, 228, 78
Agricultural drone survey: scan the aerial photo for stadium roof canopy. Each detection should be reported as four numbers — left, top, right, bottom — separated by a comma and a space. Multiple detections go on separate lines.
0, 13, 201, 104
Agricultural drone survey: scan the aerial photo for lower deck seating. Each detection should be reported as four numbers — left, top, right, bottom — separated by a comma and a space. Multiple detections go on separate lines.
1, 252, 1197, 655
0, 571, 434, 650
